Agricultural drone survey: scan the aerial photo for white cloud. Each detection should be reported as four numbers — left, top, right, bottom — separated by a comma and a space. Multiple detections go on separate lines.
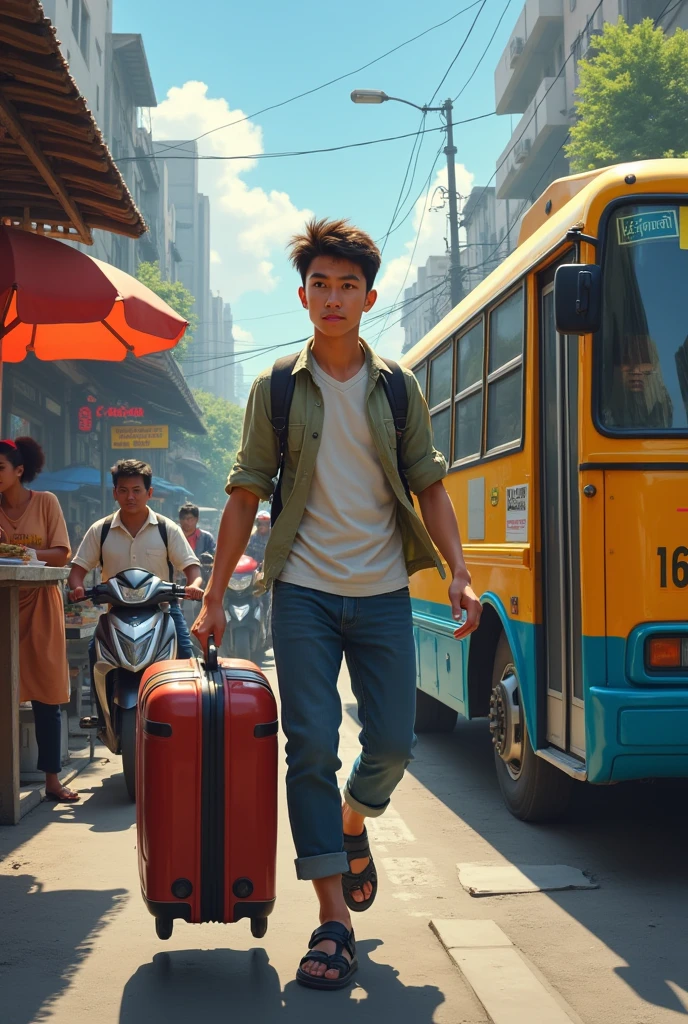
371, 163, 474, 362
152, 81, 312, 300
232, 324, 254, 345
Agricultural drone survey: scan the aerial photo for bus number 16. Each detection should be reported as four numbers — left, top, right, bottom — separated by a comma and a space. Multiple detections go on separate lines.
657, 546, 688, 588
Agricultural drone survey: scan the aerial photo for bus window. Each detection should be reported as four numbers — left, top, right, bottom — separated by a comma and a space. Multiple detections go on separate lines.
454, 320, 484, 462
486, 288, 524, 451
600, 203, 688, 433
429, 345, 452, 461
414, 361, 428, 399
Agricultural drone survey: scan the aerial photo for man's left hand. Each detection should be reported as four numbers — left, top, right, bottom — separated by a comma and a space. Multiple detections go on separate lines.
449, 578, 482, 639
184, 585, 205, 602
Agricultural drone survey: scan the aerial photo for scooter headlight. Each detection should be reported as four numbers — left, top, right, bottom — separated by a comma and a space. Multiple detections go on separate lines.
119, 583, 151, 602
229, 574, 253, 592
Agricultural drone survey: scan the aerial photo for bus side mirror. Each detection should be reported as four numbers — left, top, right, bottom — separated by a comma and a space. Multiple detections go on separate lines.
554, 264, 602, 335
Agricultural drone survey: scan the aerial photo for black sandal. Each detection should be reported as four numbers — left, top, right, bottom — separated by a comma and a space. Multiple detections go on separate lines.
296, 921, 358, 991
342, 828, 377, 913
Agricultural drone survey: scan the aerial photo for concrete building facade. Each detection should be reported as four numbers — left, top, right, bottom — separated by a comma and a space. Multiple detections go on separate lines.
401, 255, 451, 354
454, 0, 688, 299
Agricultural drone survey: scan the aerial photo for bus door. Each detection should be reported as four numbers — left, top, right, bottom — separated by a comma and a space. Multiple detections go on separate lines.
539, 277, 585, 759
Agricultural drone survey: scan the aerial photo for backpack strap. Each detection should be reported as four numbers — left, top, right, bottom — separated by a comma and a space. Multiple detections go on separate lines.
156, 518, 174, 583
269, 352, 300, 525
379, 360, 412, 502
99, 513, 116, 569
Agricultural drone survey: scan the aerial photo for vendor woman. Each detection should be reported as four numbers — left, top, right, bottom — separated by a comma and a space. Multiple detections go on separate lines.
0, 437, 78, 802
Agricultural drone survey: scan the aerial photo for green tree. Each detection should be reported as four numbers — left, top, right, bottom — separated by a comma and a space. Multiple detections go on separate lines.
566, 18, 688, 173
181, 389, 244, 507
136, 261, 199, 357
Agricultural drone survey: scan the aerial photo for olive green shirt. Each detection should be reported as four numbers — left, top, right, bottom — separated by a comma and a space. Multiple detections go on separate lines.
226, 340, 447, 590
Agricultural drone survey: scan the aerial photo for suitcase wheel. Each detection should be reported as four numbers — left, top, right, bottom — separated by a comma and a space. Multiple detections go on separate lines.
155, 917, 174, 941
250, 917, 268, 939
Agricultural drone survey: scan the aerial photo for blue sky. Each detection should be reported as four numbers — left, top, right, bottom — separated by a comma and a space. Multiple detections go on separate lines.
113, 0, 518, 380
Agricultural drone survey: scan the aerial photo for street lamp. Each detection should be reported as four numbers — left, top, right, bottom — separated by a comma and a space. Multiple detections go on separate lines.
351, 89, 462, 309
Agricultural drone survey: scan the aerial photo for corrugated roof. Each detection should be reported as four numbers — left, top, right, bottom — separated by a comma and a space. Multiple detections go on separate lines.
0, 0, 146, 244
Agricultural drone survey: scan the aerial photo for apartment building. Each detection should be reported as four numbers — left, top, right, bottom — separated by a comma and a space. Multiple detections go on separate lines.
401, 254, 451, 354
456, 0, 688, 297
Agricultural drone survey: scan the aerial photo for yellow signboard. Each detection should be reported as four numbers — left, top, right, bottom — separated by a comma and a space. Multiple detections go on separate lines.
111, 425, 169, 449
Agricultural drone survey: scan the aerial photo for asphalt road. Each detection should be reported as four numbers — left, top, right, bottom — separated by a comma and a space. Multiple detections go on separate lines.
2, 655, 687, 1023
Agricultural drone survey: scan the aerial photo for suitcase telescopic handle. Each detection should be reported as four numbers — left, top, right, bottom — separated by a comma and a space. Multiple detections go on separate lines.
206, 635, 219, 672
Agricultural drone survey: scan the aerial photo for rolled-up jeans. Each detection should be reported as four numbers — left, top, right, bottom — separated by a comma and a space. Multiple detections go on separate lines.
88, 601, 194, 723
271, 580, 417, 881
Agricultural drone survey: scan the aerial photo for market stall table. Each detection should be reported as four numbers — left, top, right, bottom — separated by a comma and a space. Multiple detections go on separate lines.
0, 565, 69, 825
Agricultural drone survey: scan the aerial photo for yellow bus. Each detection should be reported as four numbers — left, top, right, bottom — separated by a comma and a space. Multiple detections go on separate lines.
403, 158, 688, 820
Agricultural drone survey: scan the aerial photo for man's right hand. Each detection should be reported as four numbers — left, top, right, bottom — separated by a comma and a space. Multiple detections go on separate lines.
68, 586, 86, 603
192, 595, 227, 651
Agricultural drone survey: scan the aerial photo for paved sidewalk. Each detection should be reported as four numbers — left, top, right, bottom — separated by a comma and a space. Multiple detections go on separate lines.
0, 660, 485, 1024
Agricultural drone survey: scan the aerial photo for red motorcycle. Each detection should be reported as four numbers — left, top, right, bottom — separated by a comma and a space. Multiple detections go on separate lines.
221, 554, 271, 661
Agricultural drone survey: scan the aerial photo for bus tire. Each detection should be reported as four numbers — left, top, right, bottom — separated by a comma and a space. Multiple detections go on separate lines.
414, 688, 458, 733
490, 632, 572, 822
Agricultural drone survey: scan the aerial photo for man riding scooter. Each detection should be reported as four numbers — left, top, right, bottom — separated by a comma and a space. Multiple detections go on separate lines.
246, 509, 271, 566
68, 459, 204, 733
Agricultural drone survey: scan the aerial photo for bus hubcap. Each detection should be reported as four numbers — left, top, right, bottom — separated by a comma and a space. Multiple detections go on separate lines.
488, 667, 522, 779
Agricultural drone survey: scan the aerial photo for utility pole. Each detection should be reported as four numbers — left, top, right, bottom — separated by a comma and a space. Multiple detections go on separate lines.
351, 89, 463, 310
443, 97, 462, 309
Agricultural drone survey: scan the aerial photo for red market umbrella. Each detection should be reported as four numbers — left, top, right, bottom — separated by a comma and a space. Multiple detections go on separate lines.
0, 226, 187, 364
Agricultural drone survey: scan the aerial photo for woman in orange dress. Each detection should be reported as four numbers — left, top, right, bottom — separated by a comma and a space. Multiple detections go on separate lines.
0, 437, 78, 802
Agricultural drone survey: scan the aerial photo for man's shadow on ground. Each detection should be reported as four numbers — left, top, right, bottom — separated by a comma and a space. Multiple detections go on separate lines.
119, 939, 445, 1024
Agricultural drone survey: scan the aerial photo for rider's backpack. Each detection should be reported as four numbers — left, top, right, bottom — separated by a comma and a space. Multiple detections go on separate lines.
99, 514, 174, 582
269, 352, 410, 525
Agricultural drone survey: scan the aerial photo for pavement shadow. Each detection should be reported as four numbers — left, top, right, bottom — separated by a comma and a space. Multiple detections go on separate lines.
69, 768, 137, 833
119, 939, 444, 1024
405, 714, 688, 1017
1, 872, 127, 1024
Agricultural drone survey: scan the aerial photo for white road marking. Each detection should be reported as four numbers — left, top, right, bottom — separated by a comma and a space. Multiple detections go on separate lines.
431, 919, 583, 1024
432, 918, 513, 949
368, 811, 416, 844
382, 857, 441, 887
458, 863, 597, 897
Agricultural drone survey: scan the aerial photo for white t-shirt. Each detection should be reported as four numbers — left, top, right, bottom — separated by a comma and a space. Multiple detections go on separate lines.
73, 508, 199, 582
279, 357, 408, 597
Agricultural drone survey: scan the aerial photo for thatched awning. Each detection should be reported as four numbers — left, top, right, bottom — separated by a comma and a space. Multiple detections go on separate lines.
0, 0, 146, 245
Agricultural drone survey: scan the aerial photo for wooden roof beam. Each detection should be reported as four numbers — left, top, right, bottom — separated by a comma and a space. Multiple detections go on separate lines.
0, 92, 91, 243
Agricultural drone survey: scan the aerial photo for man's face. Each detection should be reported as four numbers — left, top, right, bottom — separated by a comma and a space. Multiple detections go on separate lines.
113, 475, 152, 515
256, 523, 270, 536
180, 514, 198, 536
298, 255, 377, 337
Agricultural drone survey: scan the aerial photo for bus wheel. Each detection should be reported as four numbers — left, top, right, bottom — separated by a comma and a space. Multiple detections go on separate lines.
415, 688, 458, 733
489, 633, 572, 822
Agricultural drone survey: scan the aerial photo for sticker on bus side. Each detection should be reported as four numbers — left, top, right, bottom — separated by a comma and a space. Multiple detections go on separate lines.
617, 209, 678, 246
506, 484, 528, 542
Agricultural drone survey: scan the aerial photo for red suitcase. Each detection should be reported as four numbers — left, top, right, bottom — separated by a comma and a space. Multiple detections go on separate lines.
136, 642, 278, 940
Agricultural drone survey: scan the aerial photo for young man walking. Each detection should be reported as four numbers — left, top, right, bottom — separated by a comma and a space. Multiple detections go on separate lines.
193, 218, 481, 990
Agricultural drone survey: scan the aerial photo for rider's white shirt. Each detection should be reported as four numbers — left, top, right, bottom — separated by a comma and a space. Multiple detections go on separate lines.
72, 508, 199, 582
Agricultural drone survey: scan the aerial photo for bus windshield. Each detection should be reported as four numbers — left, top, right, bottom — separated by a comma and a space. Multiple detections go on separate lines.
600, 202, 688, 434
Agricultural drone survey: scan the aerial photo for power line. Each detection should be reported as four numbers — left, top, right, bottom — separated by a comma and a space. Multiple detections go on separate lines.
118, 111, 498, 163
453, 0, 515, 102
428, 0, 488, 105
378, 113, 427, 255
182, 277, 453, 372
152, 2, 486, 158
372, 145, 446, 348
